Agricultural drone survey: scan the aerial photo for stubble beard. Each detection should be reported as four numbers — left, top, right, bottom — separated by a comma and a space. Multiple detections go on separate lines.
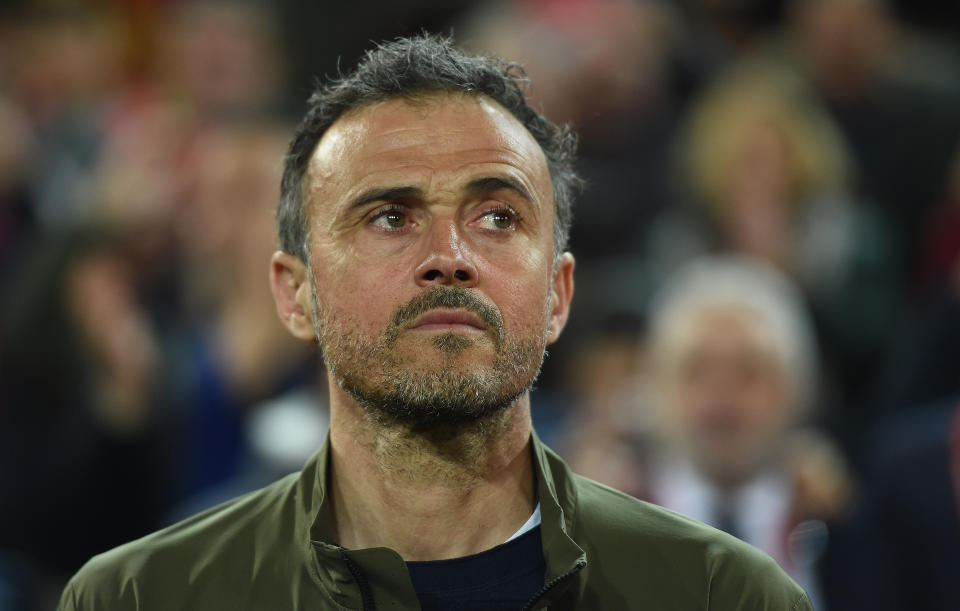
311, 283, 549, 432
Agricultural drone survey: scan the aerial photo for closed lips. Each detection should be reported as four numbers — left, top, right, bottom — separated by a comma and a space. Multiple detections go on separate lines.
408, 309, 487, 330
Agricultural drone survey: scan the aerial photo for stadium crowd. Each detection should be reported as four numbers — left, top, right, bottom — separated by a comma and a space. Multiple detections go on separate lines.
1, 0, 958, 609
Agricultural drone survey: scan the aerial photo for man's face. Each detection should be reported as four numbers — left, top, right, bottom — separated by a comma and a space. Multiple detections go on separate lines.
663, 306, 792, 483
299, 93, 571, 426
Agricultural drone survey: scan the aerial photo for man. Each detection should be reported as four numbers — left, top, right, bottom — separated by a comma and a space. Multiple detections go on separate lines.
58, 36, 811, 610
642, 256, 852, 610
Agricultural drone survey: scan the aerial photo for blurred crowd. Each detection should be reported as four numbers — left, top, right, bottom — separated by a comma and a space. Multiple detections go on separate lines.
1, 0, 959, 609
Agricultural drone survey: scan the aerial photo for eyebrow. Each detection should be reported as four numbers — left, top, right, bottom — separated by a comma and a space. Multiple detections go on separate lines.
348, 185, 424, 210
347, 176, 534, 210
464, 176, 533, 202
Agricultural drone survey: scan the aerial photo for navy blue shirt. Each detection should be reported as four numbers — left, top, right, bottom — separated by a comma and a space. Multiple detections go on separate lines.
406, 526, 546, 610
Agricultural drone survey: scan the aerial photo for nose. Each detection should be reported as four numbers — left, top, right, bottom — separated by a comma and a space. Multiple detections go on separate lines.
414, 220, 479, 287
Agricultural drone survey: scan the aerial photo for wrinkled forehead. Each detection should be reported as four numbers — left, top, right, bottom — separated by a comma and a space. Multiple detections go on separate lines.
304, 93, 553, 208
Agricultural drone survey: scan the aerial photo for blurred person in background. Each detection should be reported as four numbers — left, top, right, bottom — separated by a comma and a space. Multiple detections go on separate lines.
3, 6, 129, 229
0, 0, 287, 253
0, 92, 37, 280
0, 229, 171, 610
840, 198, 960, 607
87, 0, 289, 279
841, 394, 960, 611
0, 4, 311, 606
876, 145, 960, 411
779, 0, 960, 283
66, 0, 304, 508
918, 145, 960, 292
648, 61, 900, 425
156, 0, 285, 121
551, 312, 653, 498
672, 0, 789, 88
168, 120, 322, 509
643, 256, 854, 610
833, 150, 960, 611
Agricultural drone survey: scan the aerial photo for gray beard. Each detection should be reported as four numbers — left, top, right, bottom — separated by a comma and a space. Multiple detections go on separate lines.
311, 284, 548, 430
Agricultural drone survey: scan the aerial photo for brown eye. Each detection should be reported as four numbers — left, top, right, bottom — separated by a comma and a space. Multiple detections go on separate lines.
371, 209, 408, 230
491, 213, 512, 229
479, 209, 516, 231
385, 212, 405, 228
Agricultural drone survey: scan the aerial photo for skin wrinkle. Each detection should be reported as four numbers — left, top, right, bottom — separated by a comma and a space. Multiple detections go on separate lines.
330, 165, 544, 239
304, 95, 547, 242
274, 43, 585, 266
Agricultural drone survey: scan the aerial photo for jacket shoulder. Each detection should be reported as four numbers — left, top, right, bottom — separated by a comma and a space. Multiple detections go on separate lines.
61, 473, 303, 610
567, 473, 812, 610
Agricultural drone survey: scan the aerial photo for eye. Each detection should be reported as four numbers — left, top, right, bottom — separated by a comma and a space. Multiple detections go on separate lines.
370, 207, 409, 231
478, 207, 518, 231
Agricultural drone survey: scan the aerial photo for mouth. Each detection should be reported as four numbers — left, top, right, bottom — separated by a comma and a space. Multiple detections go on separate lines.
407, 308, 488, 333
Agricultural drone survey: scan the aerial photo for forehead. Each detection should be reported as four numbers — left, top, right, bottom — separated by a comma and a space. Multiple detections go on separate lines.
305, 93, 552, 209
677, 305, 778, 355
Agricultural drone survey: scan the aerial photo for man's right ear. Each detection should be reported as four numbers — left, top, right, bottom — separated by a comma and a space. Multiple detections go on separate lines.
270, 251, 317, 341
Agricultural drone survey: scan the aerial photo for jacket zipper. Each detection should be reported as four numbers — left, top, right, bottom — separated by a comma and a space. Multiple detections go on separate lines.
339, 549, 377, 611
520, 560, 586, 611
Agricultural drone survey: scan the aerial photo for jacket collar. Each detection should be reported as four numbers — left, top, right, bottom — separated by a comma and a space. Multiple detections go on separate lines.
293, 429, 587, 608
529, 429, 589, 582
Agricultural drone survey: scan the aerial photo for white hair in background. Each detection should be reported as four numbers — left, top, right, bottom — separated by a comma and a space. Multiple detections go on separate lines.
648, 256, 819, 412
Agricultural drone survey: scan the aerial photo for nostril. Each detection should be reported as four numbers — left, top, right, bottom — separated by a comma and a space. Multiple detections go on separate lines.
424, 269, 442, 281
454, 270, 469, 281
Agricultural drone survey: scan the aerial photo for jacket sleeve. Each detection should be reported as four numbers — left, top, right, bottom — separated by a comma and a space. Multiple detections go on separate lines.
57, 582, 80, 611
706, 538, 814, 611
791, 591, 815, 611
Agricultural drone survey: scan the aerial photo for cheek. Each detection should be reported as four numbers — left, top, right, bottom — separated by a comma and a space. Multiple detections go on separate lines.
671, 385, 704, 428
492, 261, 552, 333
310, 251, 408, 332
745, 377, 790, 427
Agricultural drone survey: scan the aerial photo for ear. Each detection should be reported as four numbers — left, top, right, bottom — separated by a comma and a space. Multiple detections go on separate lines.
269, 251, 317, 342
546, 252, 575, 345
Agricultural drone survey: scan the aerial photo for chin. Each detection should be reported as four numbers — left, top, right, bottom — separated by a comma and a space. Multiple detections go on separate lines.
397, 334, 498, 366
348, 377, 524, 430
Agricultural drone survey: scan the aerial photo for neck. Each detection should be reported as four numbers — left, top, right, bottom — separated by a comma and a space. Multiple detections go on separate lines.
327, 381, 536, 561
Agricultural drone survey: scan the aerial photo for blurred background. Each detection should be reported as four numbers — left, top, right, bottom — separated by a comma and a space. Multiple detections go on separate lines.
1, 0, 959, 609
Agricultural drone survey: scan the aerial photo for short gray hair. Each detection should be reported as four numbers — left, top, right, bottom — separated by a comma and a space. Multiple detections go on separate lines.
648, 256, 819, 410
277, 34, 581, 262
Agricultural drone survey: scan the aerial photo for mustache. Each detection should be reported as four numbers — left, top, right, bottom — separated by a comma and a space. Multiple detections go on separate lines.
386, 286, 503, 341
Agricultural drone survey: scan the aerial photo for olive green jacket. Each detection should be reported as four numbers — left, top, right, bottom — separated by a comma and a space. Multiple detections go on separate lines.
59, 433, 812, 610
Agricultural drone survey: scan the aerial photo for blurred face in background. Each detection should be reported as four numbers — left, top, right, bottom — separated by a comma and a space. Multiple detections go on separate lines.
720, 119, 795, 267
161, 1, 281, 116
660, 304, 794, 486
463, 0, 670, 136
9, 11, 126, 124
180, 126, 286, 269
792, 0, 892, 102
